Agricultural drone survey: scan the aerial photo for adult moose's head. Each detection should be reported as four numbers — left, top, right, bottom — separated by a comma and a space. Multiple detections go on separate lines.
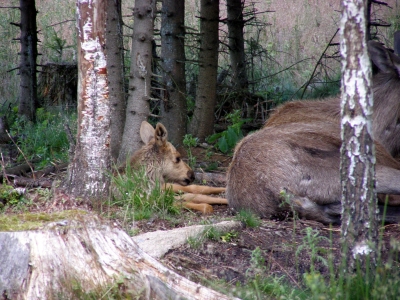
226, 41, 400, 224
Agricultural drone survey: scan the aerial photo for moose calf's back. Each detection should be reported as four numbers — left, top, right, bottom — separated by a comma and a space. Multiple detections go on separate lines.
226, 41, 400, 224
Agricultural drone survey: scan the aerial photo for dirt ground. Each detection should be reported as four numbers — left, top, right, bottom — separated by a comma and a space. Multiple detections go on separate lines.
132, 202, 400, 295
3, 146, 400, 297
131, 147, 400, 296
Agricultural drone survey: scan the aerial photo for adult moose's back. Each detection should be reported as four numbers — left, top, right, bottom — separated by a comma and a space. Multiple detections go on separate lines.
226, 41, 400, 224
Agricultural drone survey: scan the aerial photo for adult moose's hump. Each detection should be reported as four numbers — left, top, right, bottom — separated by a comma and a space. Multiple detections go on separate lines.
226, 41, 400, 224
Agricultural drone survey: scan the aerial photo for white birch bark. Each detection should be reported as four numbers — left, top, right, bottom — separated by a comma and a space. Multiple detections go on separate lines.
339, 0, 378, 272
63, 0, 111, 199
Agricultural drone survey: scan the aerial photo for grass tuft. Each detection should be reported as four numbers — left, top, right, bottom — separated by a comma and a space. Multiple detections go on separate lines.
110, 163, 179, 225
236, 209, 261, 228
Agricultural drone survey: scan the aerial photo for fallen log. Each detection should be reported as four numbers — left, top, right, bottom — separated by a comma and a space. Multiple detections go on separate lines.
1, 161, 67, 182
1, 163, 33, 179
13, 176, 52, 188
30, 162, 68, 178
0, 212, 239, 299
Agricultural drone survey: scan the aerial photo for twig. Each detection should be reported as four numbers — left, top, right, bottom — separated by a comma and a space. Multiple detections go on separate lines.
265, 251, 301, 289
0, 153, 11, 185
6, 130, 35, 179
300, 28, 339, 99
46, 19, 75, 28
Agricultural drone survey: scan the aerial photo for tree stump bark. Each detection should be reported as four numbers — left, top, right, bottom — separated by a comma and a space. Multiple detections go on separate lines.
0, 214, 237, 299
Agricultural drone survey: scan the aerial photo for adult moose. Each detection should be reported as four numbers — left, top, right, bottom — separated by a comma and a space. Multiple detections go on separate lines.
226, 41, 400, 224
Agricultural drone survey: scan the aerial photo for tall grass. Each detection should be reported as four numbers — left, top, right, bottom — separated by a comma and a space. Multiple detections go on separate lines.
110, 163, 179, 228
9, 108, 75, 167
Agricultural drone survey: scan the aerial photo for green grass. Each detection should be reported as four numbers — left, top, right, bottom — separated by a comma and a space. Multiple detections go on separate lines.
235, 209, 262, 228
53, 275, 142, 300
9, 108, 75, 168
187, 225, 239, 249
109, 163, 179, 225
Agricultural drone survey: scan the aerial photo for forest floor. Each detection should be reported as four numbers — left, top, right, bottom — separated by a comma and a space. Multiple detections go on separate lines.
126, 147, 400, 297
2, 146, 400, 298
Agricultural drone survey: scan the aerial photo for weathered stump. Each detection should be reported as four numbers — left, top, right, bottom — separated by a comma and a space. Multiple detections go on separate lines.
0, 213, 237, 299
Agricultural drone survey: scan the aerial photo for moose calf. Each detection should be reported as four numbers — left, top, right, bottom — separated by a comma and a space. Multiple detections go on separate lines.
227, 41, 400, 224
119, 121, 226, 213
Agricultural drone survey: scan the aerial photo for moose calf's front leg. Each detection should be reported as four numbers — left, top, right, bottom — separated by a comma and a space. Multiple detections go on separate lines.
166, 183, 226, 195
180, 193, 228, 205
181, 202, 214, 214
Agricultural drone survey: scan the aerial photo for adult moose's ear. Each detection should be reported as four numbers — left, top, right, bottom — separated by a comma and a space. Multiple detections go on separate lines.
140, 121, 155, 145
368, 40, 400, 76
154, 123, 168, 148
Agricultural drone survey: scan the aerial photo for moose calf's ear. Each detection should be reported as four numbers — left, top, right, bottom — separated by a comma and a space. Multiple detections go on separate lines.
140, 121, 155, 145
154, 123, 168, 147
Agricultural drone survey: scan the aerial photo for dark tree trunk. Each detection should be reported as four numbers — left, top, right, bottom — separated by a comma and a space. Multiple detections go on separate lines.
106, 0, 126, 163
62, 0, 111, 201
366, 0, 372, 40
19, 0, 38, 121
118, 0, 156, 163
160, 0, 187, 147
189, 0, 219, 141
394, 30, 400, 56
340, 0, 378, 274
227, 0, 248, 91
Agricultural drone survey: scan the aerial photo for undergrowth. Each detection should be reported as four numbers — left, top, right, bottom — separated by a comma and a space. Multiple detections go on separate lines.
9, 108, 75, 168
109, 163, 179, 232
207, 110, 248, 154
217, 227, 400, 300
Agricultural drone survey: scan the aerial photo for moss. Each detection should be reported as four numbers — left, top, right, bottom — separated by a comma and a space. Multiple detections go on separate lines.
0, 210, 88, 231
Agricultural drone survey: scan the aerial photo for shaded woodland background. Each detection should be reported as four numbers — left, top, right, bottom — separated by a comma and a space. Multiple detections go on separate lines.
0, 0, 398, 153
0, 0, 398, 121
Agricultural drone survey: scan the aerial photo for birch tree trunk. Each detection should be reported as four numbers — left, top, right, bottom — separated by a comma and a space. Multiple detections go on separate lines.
189, 0, 219, 141
340, 0, 378, 273
118, 0, 156, 163
18, 0, 38, 121
106, 0, 126, 163
160, 0, 187, 147
62, 0, 111, 201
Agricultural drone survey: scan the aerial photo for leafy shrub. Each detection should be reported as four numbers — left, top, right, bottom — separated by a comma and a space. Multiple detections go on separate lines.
207, 110, 248, 154
0, 184, 25, 210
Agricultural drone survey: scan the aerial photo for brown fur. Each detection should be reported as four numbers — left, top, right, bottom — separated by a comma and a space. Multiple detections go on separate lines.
120, 121, 227, 214
120, 121, 195, 186
227, 41, 400, 224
